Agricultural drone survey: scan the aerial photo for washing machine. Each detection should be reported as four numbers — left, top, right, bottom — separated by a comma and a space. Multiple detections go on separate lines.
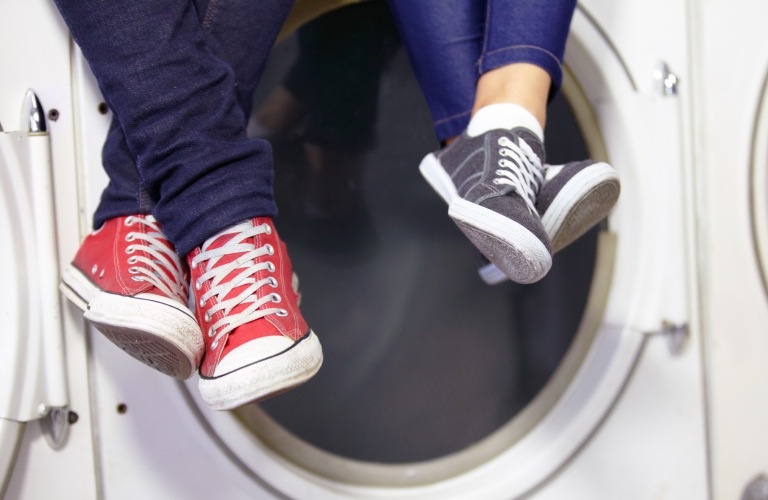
2, 0, 767, 499
689, 1, 768, 498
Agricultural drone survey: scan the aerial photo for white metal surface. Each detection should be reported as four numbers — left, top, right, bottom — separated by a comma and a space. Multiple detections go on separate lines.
0, 110, 67, 424
689, 0, 768, 498
179, 3, 710, 493
2, 0, 765, 498
1, 2, 98, 499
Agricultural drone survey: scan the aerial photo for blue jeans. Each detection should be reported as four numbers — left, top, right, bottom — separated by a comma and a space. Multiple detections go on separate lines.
51, 0, 293, 257
386, 0, 577, 142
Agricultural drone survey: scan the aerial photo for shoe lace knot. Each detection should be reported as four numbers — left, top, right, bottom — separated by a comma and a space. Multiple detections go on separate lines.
493, 135, 544, 214
190, 221, 287, 349
124, 215, 189, 304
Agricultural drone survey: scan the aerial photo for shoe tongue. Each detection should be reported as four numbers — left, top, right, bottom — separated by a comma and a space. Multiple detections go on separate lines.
211, 231, 257, 305
515, 129, 546, 164
136, 226, 184, 302
153, 235, 180, 284
206, 225, 272, 341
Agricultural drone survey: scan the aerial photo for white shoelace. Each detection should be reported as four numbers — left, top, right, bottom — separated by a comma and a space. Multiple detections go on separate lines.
190, 221, 286, 349
493, 135, 544, 214
124, 215, 189, 303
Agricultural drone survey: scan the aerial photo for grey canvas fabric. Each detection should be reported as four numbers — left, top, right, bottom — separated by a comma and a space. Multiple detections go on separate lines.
537, 160, 621, 253
477, 159, 622, 285
537, 160, 597, 214
426, 127, 552, 283
434, 128, 545, 208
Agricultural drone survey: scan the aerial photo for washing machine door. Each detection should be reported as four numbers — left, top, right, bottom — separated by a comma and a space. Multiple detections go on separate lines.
176, 5, 697, 499
752, 75, 768, 301
0, 92, 69, 496
1, 0, 703, 498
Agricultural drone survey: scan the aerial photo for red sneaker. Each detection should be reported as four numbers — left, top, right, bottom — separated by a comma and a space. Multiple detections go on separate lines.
188, 217, 323, 410
60, 215, 203, 379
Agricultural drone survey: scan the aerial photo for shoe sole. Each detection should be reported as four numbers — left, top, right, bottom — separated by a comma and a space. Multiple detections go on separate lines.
60, 265, 203, 380
420, 153, 552, 284
542, 162, 621, 253
198, 330, 323, 411
475, 163, 620, 286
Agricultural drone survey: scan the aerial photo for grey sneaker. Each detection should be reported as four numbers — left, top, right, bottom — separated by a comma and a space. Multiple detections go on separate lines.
419, 128, 551, 284
478, 160, 621, 285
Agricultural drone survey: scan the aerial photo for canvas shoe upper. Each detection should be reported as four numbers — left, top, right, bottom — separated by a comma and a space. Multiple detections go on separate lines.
420, 127, 552, 284
537, 160, 620, 252
479, 160, 621, 285
60, 215, 204, 379
188, 217, 323, 411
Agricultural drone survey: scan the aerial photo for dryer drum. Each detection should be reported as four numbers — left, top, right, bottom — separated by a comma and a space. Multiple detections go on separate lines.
183, 7, 635, 493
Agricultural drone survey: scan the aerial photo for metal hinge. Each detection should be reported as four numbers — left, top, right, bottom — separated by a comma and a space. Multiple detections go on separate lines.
644, 320, 689, 354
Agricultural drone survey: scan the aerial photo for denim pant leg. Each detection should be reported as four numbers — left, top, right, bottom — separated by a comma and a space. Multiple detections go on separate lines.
386, 0, 483, 141
386, 0, 576, 142
96, 116, 155, 223
193, 0, 293, 119
52, 0, 292, 257
94, 0, 293, 236
481, 0, 576, 99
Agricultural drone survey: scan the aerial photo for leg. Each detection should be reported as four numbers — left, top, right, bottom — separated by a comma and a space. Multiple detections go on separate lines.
94, 117, 155, 225
388, 0, 575, 139
472, 0, 619, 276
465, 0, 578, 139
477, 0, 577, 116
53, 0, 280, 256
473, 63, 551, 128
56, 0, 323, 407
389, 0, 619, 283
389, 0, 552, 282
94, 0, 290, 230
386, 0, 483, 142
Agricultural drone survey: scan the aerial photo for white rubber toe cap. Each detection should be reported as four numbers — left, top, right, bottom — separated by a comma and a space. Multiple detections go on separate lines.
213, 336, 295, 377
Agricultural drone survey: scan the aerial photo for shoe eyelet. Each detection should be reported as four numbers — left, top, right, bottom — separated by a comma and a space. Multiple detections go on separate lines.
204, 311, 211, 322
211, 339, 218, 350
128, 266, 139, 274
207, 327, 214, 338
263, 224, 272, 235
195, 280, 202, 291
265, 244, 274, 255
125, 245, 135, 254
190, 260, 197, 270
267, 262, 276, 272
276, 309, 288, 317
199, 297, 206, 308
124, 216, 134, 226
125, 233, 136, 242
131, 276, 142, 282
271, 293, 282, 304
91, 265, 98, 275
127, 256, 138, 265
269, 277, 278, 288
